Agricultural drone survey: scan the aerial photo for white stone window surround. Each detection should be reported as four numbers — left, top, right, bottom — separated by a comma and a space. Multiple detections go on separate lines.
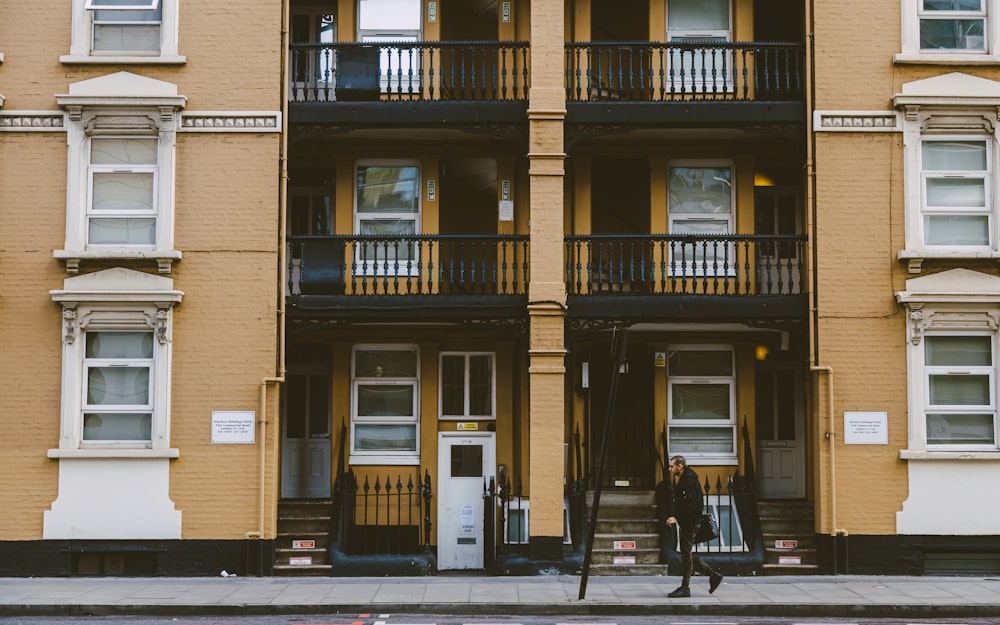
55, 72, 187, 275
49, 267, 183, 458
897, 0, 1000, 64
62, 0, 184, 64
894, 73, 1000, 274
896, 268, 1000, 454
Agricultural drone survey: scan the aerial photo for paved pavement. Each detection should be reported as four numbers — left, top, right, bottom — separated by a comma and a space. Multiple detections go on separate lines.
1, 574, 999, 618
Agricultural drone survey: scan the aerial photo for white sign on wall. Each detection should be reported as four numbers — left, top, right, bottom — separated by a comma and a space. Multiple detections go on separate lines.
211, 411, 256, 444
843, 411, 888, 445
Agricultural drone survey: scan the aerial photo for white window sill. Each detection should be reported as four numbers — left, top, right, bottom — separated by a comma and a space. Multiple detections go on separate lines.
683, 455, 739, 466
349, 454, 420, 466
894, 53, 1000, 65
898, 249, 1000, 273
55, 249, 182, 274
48, 447, 180, 459
60, 54, 187, 65
900, 449, 1000, 460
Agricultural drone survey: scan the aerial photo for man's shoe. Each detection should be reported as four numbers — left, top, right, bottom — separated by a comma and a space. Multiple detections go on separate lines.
709, 572, 724, 594
667, 586, 691, 598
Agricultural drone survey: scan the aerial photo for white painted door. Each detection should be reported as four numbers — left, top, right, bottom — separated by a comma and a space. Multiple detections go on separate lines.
437, 432, 495, 570
281, 372, 332, 499
756, 365, 805, 498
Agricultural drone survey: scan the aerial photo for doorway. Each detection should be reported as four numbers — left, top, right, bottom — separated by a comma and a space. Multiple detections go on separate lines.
437, 432, 496, 570
281, 345, 332, 499
755, 361, 805, 498
588, 341, 655, 489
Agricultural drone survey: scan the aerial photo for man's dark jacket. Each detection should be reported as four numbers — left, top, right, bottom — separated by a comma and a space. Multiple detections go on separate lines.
670, 467, 703, 528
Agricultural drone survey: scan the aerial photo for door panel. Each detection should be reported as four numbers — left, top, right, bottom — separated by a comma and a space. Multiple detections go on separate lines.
437, 433, 495, 570
281, 372, 332, 499
755, 365, 804, 498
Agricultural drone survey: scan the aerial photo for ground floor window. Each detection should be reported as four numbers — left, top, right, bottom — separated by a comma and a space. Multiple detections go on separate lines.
667, 344, 736, 463
351, 344, 420, 464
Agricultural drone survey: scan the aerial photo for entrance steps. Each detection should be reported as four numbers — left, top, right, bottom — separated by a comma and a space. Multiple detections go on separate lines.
585, 490, 669, 576
758, 499, 820, 575
274, 498, 334, 576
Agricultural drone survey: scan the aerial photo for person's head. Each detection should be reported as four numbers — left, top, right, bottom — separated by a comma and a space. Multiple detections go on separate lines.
668, 455, 687, 478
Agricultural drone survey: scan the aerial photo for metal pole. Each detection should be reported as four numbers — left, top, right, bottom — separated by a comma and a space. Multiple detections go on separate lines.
579, 324, 629, 600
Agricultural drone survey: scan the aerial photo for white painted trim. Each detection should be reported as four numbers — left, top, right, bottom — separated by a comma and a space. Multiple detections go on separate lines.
0, 112, 66, 131
66, 0, 182, 62
48, 448, 180, 458
179, 112, 281, 132
813, 110, 901, 132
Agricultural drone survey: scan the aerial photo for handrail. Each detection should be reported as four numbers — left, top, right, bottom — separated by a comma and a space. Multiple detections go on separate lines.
289, 40, 530, 102
565, 234, 807, 296
565, 41, 804, 102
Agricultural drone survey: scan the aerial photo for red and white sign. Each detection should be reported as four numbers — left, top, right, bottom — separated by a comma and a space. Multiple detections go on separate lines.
613, 555, 636, 565
778, 555, 801, 565
292, 539, 316, 549
774, 539, 798, 549
289, 556, 313, 566
614, 540, 636, 550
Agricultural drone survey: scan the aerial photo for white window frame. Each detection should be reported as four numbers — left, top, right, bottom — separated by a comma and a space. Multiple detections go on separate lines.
918, 135, 993, 251
56, 75, 185, 275
357, 0, 423, 94
50, 268, 182, 458
500, 499, 572, 545
439, 351, 496, 420
350, 344, 420, 465
690, 495, 747, 553
64, 0, 184, 64
899, 0, 1000, 63
354, 160, 421, 277
665, 0, 733, 92
668, 160, 736, 277
87, 136, 160, 249
922, 332, 998, 450
82, 330, 155, 443
666, 344, 738, 465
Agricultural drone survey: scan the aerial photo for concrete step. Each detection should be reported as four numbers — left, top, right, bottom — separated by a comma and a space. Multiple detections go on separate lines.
275, 533, 331, 550
275, 547, 329, 566
595, 504, 657, 520
760, 562, 821, 575
591, 547, 661, 565
762, 532, 816, 549
587, 491, 656, 506
595, 518, 659, 534
593, 532, 660, 550
588, 563, 669, 576
273, 563, 333, 577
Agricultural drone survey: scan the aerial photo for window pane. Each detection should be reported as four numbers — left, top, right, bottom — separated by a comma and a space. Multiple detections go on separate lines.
669, 167, 732, 214
924, 215, 989, 245
668, 349, 732, 376
91, 138, 157, 165
922, 141, 987, 171
87, 367, 150, 405
924, 0, 983, 10
93, 24, 161, 52
92, 172, 155, 212
672, 383, 731, 420
506, 509, 527, 543
668, 0, 729, 30
925, 178, 986, 208
929, 375, 991, 405
927, 413, 995, 445
926, 335, 992, 366
86, 332, 153, 358
441, 355, 465, 416
83, 412, 152, 440
357, 384, 414, 417
286, 375, 307, 439
358, 0, 421, 31
89, 217, 156, 245
355, 349, 417, 377
920, 19, 985, 50
669, 426, 734, 453
450, 444, 483, 477
357, 166, 419, 213
308, 374, 330, 436
354, 423, 417, 450
469, 355, 493, 416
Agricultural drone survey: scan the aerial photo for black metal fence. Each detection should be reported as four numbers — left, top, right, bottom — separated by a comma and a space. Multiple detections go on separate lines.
336, 468, 433, 556
565, 234, 806, 296
290, 41, 530, 102
289, 235, 530, 296
566, 41, 804, 102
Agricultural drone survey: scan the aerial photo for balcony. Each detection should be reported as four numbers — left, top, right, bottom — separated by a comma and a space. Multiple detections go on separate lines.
287, 233, 807, 324
288, 41, 529, 126
286, 234, 530, 323
565, 41, 806, 125
565, 234, 808, 321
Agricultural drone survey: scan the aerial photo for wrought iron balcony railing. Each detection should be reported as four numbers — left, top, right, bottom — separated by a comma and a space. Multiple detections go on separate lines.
565, 41, 804, 102
565, 234, 806, 296
288, 234, 530, 296
289, 41, 529, 102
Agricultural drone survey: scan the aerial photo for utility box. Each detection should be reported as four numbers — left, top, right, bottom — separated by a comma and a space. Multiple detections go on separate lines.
336, 46, 380, 101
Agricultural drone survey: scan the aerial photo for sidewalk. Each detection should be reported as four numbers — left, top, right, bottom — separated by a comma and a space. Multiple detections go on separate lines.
1, 574, 999, 618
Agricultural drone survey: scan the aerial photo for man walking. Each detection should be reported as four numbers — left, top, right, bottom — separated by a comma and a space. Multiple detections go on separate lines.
665, 455, 724, 597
